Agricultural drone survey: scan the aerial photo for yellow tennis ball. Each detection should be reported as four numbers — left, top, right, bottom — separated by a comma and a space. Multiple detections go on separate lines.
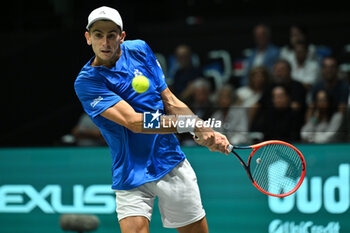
132, 75, 149, 93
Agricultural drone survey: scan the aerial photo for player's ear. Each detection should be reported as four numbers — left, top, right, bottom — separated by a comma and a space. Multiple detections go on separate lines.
85, 31, 92, 45
120, 31, 126, 44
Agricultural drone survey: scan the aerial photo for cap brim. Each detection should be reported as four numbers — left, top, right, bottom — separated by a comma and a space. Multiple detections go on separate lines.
86, 17, 121, 30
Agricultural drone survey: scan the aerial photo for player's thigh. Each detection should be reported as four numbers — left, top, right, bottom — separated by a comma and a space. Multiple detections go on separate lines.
176, 216, 208, 233
119, 216, 150, 233
156, 159, 206, 228
115, 185, 155, 224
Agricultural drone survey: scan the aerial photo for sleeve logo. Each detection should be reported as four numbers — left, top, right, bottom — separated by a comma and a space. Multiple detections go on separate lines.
90, 96, 103, 108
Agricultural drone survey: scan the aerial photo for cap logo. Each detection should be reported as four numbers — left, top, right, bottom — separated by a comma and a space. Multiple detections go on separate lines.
99, 11, 105, 14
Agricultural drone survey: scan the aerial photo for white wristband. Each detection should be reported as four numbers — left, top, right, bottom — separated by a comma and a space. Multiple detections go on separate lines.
176, 115, 197, 134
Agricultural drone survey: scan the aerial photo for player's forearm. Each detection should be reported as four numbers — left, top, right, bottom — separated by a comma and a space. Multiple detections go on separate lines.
164, 99, 216, 137
164, 98, 215, 134
161, 87, 194, 116
112, 111, 178, 134
131, 114, 196, 134
101, 100, 192, 134
119, 108, 213, 136
164, 98, 195, 116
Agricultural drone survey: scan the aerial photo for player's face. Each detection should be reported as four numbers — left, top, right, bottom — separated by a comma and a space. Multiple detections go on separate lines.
85, 21, 126, 66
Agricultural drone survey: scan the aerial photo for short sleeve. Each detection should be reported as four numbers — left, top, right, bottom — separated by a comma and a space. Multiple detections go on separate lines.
74, 76, 122, 118
142, 42, 167, 92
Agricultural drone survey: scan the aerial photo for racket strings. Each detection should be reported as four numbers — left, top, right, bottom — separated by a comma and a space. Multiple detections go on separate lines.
250, 144, 303, 195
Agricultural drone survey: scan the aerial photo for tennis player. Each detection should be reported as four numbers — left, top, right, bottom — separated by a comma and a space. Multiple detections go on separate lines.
75, 6, 230, 233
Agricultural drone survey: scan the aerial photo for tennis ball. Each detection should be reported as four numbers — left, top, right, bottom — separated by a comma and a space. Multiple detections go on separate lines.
132, 75, 149, 93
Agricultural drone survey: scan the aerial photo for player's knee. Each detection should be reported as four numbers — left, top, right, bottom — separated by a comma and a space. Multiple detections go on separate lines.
120, 216, 149, 233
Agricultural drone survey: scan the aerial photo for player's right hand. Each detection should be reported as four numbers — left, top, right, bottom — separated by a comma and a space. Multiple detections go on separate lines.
193, 129, 230, 155
212, 132, 230, 155
193, 128, 215, 147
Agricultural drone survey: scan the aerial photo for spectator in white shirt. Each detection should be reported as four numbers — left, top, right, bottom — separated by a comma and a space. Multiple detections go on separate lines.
290, 41, 320, 89
237, 66, 270, 107
212, 86, 249, 145
280, 24, 318, 64
301, 89, 344, 143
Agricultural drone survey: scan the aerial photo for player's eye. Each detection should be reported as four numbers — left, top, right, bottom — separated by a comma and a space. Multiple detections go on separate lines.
94, 33, 103, 38
107, 34, 117, 39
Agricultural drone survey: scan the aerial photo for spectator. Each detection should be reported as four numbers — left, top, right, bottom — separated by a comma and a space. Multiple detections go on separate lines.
212, 86, 248, 145
243, 24, 280, 85
180, 79, 214, 146
189, 79, 214, 120
271, 59, 307, 109
280, 24, 318, 64
172, 44, 203, 100
237, 66, 271, 108
290, 40, 320, 89
310, 57, 349, 113
71, 113, 106, 146
301, 90, 344, 143
250, 59, 306, 132
262, 85, 303, 142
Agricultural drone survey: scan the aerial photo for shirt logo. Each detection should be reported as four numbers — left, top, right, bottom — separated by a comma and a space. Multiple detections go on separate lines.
143, 110, 161, 129
90, 96, 103, 108
134, 69, 143, 76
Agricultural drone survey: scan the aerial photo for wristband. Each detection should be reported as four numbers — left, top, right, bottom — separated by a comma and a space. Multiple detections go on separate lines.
176, 115, 197, 134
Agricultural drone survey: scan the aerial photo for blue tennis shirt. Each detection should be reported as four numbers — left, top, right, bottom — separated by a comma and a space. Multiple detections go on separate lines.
74, 40, 185, 190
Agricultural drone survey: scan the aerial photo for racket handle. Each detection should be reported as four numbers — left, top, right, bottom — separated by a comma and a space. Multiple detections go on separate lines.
190, 132, 199, 140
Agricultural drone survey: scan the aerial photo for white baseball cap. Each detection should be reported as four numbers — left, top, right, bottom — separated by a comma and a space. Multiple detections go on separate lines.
86, 6, 123, 31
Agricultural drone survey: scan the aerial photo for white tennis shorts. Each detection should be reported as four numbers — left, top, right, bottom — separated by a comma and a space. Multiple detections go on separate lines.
114, 159, 206, 228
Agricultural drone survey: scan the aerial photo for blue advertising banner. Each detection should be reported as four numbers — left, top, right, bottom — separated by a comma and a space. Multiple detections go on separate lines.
0, 144, 349, 233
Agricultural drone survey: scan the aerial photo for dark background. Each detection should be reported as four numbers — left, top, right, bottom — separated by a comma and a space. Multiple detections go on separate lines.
2, 0, 350, 146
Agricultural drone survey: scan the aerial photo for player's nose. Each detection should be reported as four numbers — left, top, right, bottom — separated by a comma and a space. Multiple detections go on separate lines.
101, 36, 109, 46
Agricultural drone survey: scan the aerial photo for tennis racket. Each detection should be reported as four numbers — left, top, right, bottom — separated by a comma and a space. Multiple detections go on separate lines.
227, 140, 306, 197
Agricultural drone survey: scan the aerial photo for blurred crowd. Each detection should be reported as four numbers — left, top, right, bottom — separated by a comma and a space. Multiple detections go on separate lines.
69, 24, 350, 146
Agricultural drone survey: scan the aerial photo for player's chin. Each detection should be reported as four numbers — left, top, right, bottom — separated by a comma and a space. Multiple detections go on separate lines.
99, 53, 112, 60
